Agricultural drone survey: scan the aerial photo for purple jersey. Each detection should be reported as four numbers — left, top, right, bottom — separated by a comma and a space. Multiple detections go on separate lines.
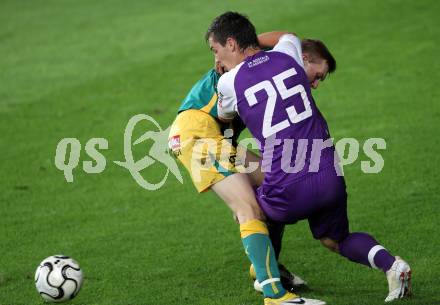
218, 36, 335, 186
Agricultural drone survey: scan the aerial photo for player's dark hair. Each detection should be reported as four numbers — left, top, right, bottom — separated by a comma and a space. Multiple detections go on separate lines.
301, 39, 336, 73
205, 11, 259, 50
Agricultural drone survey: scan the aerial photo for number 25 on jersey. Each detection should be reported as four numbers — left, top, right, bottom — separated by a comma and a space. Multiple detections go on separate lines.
244, 67, 312, 138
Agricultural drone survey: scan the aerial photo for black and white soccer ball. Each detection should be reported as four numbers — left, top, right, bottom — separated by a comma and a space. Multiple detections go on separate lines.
35, 255, 83, 302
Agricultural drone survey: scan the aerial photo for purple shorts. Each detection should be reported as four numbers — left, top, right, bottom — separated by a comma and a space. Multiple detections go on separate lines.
257, 165, 349, 242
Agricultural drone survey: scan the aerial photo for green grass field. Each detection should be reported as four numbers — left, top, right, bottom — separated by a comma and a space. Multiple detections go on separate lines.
1, 0, 440, 304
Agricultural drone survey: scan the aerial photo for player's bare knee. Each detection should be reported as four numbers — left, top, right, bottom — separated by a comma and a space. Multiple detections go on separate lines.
211, 173, 264, 223
234, 202, 264, 223
320, 238, 340, 253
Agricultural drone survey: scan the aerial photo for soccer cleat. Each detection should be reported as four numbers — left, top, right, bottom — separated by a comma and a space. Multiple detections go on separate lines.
279, 263, 307, 287
264, 292, 326, 305
251, 264, 307, 293
384, 256, 412, 302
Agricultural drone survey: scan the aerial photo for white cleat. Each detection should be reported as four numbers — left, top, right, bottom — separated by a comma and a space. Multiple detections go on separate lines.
385, 256, 412, 302
279, 264, 307, 287
264, 291, 326, 305
254, 279, 263, 292
252, 264, 307, 293
254, 274, 306, 293
300, 298, 327, 305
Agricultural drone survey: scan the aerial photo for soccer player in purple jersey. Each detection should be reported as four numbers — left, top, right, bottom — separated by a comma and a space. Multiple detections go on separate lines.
209, 11, 412, 304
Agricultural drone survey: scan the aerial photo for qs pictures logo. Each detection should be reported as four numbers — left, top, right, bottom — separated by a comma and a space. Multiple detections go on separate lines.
54, 114, 183, 191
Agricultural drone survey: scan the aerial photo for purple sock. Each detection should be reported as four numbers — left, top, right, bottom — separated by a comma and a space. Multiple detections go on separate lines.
339, 232, 396, 272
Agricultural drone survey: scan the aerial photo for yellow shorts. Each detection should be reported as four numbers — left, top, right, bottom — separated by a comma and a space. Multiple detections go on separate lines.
168, 109, 238, 192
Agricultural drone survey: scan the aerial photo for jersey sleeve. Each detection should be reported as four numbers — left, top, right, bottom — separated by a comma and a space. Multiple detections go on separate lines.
217, 72, 238, 121
178, 69, 220, 116
272, 34, 304, 67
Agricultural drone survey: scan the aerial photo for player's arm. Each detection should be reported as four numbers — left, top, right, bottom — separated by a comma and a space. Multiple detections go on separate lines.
271, 33, 304, 66
258, 31, 296, 49
217, 73, 238, 123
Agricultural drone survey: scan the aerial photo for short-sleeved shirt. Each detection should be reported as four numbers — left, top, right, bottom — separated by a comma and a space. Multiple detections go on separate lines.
217, 34, 335, 186
178, 69, 220, 118
217, 34, 304, 119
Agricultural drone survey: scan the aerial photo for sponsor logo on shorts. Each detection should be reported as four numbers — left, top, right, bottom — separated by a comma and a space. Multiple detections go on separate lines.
169, 135, 182, 157
169, 135, 181, 151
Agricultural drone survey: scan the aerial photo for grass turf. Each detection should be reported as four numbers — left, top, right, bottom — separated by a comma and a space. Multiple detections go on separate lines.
1, 0, 439, 304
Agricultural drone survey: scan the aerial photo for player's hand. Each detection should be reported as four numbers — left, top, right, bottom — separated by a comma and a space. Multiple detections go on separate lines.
215, 60, 226, 75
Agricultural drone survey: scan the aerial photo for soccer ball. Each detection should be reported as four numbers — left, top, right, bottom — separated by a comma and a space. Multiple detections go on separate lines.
35, 255, 83, 302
